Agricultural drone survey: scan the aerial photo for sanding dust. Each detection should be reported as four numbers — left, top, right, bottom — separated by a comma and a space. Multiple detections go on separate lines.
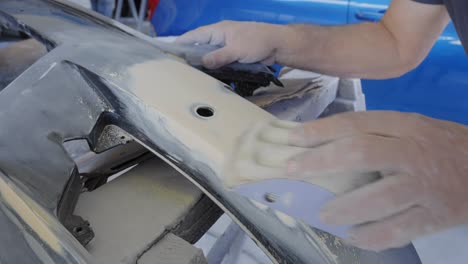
304, 229, 339, 263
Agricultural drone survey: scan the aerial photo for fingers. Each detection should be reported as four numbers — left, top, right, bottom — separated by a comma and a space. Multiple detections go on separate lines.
202, 47, 239, 69
177, 21, 279, 68
258, 120, 301, 145
223, 120, 303, 187
320, 175, 419, 225
288, 134, 406, 177
176, 23, 233, 69
347, 206, 440, 251
197, 44, 273, 69
289, 111, 408, 147
176, 25, 224, 45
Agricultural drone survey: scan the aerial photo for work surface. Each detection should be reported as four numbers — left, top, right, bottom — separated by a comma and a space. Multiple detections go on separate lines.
0, 1, 465, 262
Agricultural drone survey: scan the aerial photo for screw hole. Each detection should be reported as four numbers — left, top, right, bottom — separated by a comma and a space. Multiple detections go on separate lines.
74, 227, 83, 234
264, 193, 277, 203
195, 106, 215, 118
120, 136, 125, 140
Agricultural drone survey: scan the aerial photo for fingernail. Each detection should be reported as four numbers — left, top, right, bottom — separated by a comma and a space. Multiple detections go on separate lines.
203, 57, 217, 69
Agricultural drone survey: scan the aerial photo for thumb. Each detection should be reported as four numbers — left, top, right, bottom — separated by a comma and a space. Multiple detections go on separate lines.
202, 47, 239, 69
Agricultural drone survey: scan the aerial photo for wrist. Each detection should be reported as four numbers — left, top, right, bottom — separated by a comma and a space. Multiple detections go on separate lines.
273, 24, 321, 67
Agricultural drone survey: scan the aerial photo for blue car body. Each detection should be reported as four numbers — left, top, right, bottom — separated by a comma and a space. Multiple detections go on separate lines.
152, 0, 468, 124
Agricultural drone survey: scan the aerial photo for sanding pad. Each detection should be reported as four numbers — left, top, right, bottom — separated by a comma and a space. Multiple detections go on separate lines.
234, 179, 350, 239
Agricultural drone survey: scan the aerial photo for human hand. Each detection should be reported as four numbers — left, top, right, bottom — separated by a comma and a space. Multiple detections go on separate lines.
281, 111, 468, 251
227, 111, 468, 251
176, 21, 290, 69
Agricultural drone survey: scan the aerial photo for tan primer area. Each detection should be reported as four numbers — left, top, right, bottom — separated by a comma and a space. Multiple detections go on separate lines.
126, 58, 274, 177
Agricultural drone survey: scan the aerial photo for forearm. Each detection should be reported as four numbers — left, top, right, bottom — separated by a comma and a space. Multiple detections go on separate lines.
274, 0, 450, 79
178, 0, 448, 74
275, 23, 416, 79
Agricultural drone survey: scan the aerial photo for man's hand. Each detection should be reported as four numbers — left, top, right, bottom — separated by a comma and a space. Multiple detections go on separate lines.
176, 21, 290, 69
282, 111, 468, 251
177, 0, 449, 78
